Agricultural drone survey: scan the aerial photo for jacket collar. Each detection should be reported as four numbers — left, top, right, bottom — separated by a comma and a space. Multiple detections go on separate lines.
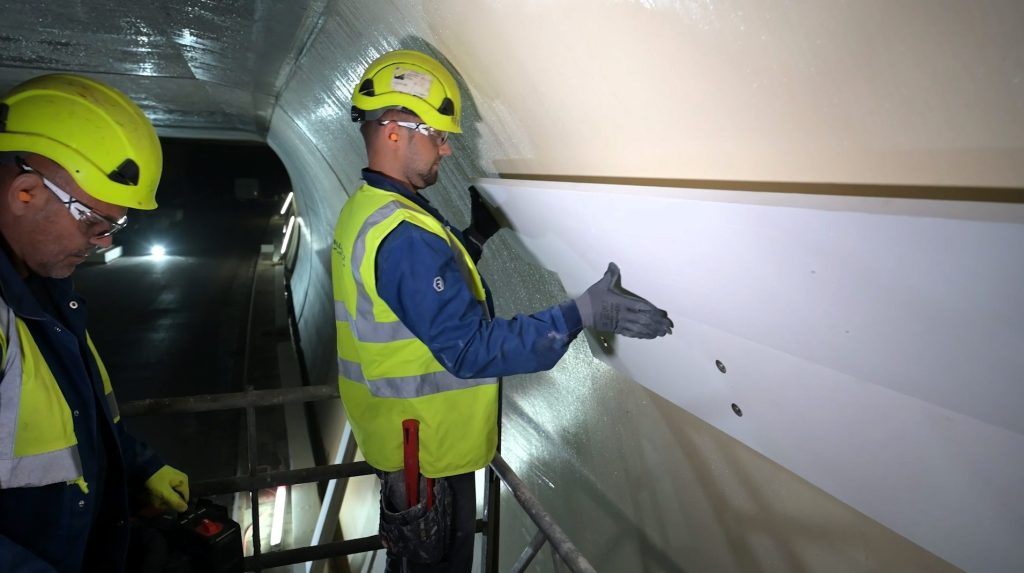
0, 245, 63, 321
361, 169, 439, 214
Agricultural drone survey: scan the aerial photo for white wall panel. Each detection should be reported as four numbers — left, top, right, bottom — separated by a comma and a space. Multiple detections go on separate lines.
477, 177, 1024, 572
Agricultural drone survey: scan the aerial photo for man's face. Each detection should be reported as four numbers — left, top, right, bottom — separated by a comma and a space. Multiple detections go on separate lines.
13, 158, 126, 279
398, 119, 452, 191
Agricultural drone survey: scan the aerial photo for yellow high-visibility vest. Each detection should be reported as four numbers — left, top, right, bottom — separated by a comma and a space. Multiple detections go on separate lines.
0, 298, 119, 490
332, 182, 498, 478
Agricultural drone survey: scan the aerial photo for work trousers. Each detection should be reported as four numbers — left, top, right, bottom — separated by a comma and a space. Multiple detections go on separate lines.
383, 471, 476, 573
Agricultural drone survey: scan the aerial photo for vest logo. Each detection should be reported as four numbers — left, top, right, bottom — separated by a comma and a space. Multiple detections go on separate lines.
433, 276, 445, 292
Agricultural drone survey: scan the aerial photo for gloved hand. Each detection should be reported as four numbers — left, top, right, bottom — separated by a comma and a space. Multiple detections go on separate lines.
144, 465, 189, 513
466, 185, 501, 248
574, 263, 674, 339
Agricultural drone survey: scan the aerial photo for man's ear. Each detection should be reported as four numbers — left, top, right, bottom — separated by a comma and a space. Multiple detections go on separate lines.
6, 173, 41, 214
381, 123, 398, 144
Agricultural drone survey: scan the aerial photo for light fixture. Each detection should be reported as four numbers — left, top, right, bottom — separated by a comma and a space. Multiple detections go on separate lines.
279, 191, 294, 215
270, 485, 287, 546
281, 216, 296, 255
150, 245, 166, 260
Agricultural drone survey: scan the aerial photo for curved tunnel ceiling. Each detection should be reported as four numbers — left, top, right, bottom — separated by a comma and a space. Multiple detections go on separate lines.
0, 0, 328, 140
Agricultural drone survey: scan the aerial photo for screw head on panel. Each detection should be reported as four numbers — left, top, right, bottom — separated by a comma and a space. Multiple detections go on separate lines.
731, 403, 743, 417
716, 360, 726, 374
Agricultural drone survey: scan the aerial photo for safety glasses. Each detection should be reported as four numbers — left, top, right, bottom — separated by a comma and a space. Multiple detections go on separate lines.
377, 120, 450, 146
16, 156, 127, 238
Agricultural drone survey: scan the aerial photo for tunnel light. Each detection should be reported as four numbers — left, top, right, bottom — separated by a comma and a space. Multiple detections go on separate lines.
281, 215, 296, 255
150, 245, 166, 260
270, 485, 287, 546
279, 191, 294, 215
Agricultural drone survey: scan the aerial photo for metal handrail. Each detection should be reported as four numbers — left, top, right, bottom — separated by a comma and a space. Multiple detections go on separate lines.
490, 454, 597, 573
120, 385, 340, 416
122, 388, 597, 572
192, 461, 374, 498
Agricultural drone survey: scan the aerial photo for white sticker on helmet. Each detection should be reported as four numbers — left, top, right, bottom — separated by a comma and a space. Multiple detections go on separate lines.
391, 68, 432, 99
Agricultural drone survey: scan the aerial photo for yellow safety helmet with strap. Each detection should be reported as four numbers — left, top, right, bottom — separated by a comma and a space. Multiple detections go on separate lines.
0, 74, 162, 210
350, 50, 462, 134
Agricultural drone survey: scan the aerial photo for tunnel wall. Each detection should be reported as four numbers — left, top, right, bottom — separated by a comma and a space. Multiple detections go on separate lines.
266, 1, 1022, 570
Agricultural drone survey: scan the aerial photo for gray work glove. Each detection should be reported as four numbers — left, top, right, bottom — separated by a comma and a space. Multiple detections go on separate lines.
574, 263, 674, 339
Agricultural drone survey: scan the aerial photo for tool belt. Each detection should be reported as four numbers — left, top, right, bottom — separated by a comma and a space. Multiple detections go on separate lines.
378, 419, 454, 563
379, 470, 452, 563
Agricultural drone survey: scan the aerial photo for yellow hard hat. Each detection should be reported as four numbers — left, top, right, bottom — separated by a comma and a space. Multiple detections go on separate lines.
0, 74, 162, 210
350, 50, 462, 134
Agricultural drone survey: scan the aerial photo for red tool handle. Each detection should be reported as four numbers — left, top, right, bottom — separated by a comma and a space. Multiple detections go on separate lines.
401, 419, 434, 510
402, 419, 420, 508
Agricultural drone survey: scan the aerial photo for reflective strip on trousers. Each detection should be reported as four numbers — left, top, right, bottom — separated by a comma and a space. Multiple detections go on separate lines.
338, 357, 496, 399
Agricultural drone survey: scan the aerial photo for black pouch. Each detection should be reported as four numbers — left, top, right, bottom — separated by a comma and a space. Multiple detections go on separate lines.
378, 471, 452, 564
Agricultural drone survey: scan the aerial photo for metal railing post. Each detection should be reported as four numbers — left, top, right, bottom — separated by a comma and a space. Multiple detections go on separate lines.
489, 454, 596, 573
121, 383, 598, 571
509, 528, 548, 573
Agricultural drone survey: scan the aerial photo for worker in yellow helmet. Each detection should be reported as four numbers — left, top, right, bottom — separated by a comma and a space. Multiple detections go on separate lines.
0, 74, 188, 572
335, 49, 673, 570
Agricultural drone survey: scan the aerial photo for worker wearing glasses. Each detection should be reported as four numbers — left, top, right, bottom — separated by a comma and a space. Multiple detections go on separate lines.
8, 156, 128, 279
334, 50, 673, 572
0, 74, 188, 572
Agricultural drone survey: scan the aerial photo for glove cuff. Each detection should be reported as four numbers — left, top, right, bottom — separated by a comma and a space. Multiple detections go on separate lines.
573, 294, 593, 328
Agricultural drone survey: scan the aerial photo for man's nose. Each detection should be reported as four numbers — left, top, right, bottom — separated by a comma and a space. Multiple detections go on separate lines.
89, 233, 114, 249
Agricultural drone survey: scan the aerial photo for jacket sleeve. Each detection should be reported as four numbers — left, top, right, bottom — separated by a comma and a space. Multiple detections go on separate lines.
0, 538, 58, 572
115, 422, 166, 486
376, 222, 583, 379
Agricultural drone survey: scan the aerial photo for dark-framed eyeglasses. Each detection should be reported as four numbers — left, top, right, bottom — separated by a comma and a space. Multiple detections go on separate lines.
15, 156, 127, 239
377, 120, 450, 146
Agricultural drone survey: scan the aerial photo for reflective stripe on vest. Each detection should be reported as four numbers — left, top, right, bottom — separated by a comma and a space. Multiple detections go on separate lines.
333, 183, 498, 477
87, 335, 120, 423
343, 197, 495, 392
0, 299, 81, 488
336, 356, 495, 398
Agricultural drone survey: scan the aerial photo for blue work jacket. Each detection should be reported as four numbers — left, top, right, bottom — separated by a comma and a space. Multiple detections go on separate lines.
365, 169, 584, 379
0, 247, 163, 573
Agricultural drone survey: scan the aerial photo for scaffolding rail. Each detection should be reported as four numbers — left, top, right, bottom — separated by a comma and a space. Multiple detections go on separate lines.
123, 385, 596, 573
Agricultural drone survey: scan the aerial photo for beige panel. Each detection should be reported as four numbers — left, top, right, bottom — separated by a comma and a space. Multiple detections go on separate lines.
431, 0, 1024, 188
638, 384, 962, 573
